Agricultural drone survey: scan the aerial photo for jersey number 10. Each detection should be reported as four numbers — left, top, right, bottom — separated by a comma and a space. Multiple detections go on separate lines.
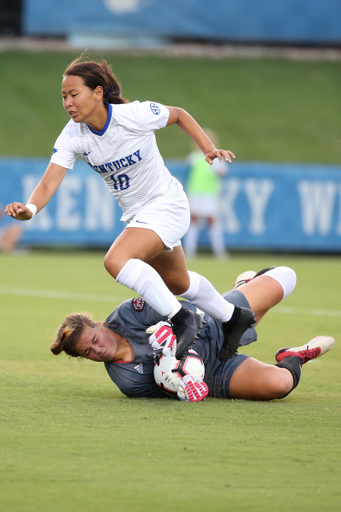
110, 173, 130, 190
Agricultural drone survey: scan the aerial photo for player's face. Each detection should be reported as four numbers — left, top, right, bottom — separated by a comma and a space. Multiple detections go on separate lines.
75, 324, 117, 362
61, 75, 103, 126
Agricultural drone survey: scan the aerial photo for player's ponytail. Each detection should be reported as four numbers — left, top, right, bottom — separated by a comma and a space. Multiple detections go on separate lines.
105, 88, 127, 105
102, 60, 129, 105
63, 56, 128, 106
50, 313, 96, 358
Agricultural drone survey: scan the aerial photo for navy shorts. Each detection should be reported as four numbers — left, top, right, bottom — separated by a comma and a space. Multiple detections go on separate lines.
205, 353, 249, 399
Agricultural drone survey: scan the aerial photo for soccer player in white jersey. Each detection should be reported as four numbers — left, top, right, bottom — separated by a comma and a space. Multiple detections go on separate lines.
5, 56, 255, 360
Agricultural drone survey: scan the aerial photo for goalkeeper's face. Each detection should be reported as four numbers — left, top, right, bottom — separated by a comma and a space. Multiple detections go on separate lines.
74, 323, 118, 362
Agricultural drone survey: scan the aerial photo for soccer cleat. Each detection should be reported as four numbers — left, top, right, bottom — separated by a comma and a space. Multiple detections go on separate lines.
218, 307, 256, 361
172, 309, 205, 360
275, 335, 335, 364
234, 271, 256, 289
233, 267, 276, 289
253, 267, 275, 278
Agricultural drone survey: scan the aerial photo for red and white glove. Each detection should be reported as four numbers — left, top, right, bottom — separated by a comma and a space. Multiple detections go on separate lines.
147, 321, 177, 357
177, 375, 209, 402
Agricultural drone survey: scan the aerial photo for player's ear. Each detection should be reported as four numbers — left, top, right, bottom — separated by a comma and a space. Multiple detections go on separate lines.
94, 86, 104, 99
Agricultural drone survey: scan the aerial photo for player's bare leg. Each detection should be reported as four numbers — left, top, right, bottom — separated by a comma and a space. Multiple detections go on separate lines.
104, 227, 166, 278
229, 358, 294, 400
229, 334, 335, 400
236, 275, 285, 325
149, 245, 190, 294
218, 267, 296, 362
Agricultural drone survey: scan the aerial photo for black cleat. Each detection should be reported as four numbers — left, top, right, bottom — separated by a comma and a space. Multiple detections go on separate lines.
172, 308, 205, 360
218, 306, 256, 362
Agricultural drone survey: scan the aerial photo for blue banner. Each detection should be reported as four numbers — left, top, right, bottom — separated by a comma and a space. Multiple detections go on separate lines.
24, 0, 341, 44
1, 158, 341, 252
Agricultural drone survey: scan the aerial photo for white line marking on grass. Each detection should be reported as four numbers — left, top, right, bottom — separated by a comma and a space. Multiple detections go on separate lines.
0, 287, 341, 317
277, 307, 341, 318
0, 287, 124, 303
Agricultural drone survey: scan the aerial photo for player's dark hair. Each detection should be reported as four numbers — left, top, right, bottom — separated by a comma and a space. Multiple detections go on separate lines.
50, 313, 97, 358
63, 55, 128, 105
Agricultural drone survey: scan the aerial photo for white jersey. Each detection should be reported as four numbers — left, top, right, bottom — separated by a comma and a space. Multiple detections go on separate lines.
50, 101, 183, 221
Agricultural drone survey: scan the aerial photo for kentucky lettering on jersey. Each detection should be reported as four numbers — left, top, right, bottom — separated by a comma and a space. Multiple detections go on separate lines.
91, 149, 142, 174
50, 100, 183, 222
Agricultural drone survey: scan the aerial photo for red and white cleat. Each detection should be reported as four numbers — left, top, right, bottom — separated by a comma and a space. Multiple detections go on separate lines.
275, 335, 335, 364
233, 271, 256, 289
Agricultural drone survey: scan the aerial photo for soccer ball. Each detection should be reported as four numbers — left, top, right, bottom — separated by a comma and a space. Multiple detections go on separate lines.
154, 349, 205, 395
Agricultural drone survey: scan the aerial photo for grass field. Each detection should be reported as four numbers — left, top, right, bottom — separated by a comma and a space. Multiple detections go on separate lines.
0, 250, 340, 512
0, 50, 340, 163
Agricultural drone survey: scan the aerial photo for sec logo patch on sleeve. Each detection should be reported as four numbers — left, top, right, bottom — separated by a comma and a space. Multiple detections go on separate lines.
150, 102, 161, 115
132, 297, 146, 311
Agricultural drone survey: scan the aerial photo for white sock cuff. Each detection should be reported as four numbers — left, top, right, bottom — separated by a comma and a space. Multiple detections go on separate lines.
116, 258, 145, 288
116, 258, 180, 317
179, 271, 201, 300
263, 266, 297, 300
179, 270, 233, 321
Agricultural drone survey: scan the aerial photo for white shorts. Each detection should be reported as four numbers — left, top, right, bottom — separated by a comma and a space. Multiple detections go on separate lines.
125, 191, 190, 251
188, 194, 219, 217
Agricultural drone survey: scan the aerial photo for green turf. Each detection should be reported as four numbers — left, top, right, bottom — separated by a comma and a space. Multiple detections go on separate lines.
0, 251, 340, 511
0, 50, 340, 163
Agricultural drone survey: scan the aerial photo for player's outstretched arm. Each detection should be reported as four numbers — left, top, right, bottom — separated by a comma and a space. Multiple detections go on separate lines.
166, 106, 235, 165
5, 163, 68, 221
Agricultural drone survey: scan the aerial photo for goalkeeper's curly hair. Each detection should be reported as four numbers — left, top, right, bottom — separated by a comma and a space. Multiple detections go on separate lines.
50, 313, 96, 358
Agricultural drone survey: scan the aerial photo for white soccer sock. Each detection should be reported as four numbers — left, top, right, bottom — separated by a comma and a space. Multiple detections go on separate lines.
262, 266, 297, 300
116, 259, 181, 317
179, 271, 234, 321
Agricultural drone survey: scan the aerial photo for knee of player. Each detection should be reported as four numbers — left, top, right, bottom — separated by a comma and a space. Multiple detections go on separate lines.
165, 272, 191, 296
167, 281, 189, 296
266, 266, 297, 300
268, 367, 294, 398
280, 266, 297, 299
104, 252, 124, 279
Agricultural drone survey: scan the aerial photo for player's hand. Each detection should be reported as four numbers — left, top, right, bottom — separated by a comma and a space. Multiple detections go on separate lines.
147, 321, 177, 356
177, 375, 209, 402
4, 202, 33, 221
205, 149, 235, 165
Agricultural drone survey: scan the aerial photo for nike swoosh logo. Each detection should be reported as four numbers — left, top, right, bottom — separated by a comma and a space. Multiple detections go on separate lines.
83, 151, 92, 156
135, 220, 147, 224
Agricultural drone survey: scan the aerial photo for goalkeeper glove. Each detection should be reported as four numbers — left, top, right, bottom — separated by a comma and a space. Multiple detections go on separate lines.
177, 375, 209, 402
147, 321, 177, 357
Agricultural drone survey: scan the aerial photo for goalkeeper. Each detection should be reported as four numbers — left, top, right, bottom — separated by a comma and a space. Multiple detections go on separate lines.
50, 266, 335, 402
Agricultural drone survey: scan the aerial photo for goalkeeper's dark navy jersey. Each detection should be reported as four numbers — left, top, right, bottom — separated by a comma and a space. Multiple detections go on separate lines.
104, 290, 257, 399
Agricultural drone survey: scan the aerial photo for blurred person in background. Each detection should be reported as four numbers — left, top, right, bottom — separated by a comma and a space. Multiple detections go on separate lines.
0, 204, 23, 253
4, 55, 254, 362
184, 129, 228, 259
